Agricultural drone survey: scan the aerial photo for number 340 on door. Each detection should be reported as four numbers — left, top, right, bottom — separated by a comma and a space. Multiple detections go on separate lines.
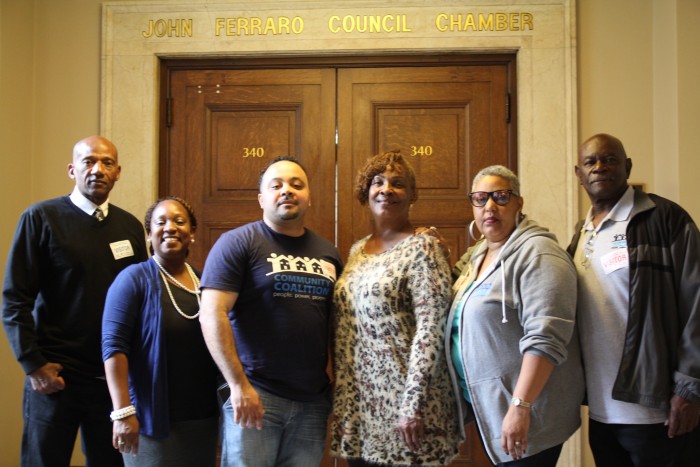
410, 145, 433, 156
243, 147, 265, 158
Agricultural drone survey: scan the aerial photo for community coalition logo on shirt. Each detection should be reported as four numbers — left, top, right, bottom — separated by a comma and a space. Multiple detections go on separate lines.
611, 233, 627, 249
267, 253, 336, 300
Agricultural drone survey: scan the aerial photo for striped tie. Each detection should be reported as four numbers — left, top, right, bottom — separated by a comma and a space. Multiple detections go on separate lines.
93, 207, 105, 221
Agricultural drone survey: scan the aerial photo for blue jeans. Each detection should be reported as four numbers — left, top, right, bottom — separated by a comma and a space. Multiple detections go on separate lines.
219, 385, 331, 467
122, 416, 219, 467
21, 376, 123, 467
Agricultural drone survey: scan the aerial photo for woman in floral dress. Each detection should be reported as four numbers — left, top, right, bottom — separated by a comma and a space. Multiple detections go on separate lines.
330, 151, 462, 466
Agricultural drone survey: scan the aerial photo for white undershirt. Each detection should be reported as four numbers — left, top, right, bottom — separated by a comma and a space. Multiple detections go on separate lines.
69, 186, 109, 218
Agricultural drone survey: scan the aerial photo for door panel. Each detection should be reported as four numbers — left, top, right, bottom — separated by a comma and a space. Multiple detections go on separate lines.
165, 68, 337, 270
337, 66, 510, 261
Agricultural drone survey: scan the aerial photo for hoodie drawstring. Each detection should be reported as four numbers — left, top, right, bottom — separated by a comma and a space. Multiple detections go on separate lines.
500, 259, 508, 323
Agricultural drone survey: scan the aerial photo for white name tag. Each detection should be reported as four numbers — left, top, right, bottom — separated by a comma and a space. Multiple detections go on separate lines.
320, 259, 337, 281
110, 240, 135, 260
601, 249, 628, 274
474, 283, 492, 296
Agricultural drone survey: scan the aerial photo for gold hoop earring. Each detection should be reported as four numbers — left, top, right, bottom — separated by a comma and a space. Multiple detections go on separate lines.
469, 220, 483, 241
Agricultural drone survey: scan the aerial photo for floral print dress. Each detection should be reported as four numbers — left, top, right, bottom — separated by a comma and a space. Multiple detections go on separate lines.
331, 234, 462, 466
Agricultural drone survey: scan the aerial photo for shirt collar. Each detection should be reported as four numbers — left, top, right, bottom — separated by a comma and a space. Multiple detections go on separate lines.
583, 185, 634, 232
69, 186, 110, 217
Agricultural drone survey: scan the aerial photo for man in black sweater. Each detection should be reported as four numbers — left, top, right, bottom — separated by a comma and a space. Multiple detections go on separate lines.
2, 135, 147, 467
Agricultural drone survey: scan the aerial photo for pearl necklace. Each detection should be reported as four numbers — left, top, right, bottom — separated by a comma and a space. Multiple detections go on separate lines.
152, 257, 201, 320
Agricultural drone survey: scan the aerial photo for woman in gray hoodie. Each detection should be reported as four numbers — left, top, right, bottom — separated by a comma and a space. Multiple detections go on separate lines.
445, 165, 584, 466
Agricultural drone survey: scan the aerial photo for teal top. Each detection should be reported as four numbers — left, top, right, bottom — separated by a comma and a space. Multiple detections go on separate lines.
450, 285, 473, 403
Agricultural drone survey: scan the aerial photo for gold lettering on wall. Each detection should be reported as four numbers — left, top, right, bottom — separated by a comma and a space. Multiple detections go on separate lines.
139, 12, 537, 40
328, 15, 412, 33
142, 19, 193, 38
214, 17, 304, 36
435, 12, 533, 32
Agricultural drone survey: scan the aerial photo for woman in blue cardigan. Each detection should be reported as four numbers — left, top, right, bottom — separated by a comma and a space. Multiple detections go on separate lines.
102, 197, 219, 467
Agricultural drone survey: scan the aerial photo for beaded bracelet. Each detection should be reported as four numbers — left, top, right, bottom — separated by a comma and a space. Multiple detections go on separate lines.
110, 405, 136, 421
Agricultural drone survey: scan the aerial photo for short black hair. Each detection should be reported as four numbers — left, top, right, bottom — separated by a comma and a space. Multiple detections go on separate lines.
258, 156, 308, 191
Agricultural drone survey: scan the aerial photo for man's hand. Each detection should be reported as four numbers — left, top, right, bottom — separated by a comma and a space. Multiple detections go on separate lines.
666, 394, 700, 438
29, 362, 66, 394
230, 382, 265, 430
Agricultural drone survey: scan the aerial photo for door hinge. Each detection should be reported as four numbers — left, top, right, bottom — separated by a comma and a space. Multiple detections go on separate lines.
505, 92, 511, 124
166, 97, 173, 128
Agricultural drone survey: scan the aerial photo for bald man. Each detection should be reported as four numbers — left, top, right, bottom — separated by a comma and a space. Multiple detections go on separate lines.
2, 136, 147, 467
568, 133, 700, 466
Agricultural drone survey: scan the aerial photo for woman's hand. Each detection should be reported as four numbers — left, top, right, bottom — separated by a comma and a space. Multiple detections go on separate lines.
113, 415, 140, 455
415, 226, 451, 258
502, 354, 553, 459
501, 405, 531, 460
397, 416, 425, 452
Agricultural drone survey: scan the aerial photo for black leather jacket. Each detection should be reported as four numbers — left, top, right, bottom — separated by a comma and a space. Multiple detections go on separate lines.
568, 188, 700, 409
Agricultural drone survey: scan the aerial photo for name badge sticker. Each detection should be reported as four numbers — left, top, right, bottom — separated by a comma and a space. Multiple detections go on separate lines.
473, 282, 492, 297
601, 249, 628, 275
110, 240, 135, 260
320, 259, 337, 281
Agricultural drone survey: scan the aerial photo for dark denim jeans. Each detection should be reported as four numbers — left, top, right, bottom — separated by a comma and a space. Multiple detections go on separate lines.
21, 375, 122, 467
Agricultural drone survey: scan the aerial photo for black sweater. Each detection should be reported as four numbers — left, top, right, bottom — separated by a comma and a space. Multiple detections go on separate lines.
2, 196, 147, 379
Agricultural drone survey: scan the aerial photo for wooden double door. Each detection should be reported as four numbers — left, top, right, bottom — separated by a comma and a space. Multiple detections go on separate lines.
161, 55, 516, 466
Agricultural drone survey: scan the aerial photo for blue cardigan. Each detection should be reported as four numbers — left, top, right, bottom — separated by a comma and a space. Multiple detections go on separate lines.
102, 258, 198, 438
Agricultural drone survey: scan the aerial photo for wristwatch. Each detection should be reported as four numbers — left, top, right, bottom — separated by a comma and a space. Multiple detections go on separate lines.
511, 397, 533, 409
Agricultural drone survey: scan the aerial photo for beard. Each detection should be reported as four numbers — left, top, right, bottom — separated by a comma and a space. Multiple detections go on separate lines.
276, 205, 302, 221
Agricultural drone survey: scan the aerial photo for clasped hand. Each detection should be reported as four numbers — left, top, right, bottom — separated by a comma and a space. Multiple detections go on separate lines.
29, 362, 65, 395
666, 394, 700, 438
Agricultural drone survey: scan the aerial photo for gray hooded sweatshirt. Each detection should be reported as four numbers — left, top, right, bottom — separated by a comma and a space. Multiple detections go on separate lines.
445, 217, 584, 464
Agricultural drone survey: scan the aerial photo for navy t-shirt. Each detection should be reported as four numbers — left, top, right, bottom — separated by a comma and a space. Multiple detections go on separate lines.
200, 220, 342, 402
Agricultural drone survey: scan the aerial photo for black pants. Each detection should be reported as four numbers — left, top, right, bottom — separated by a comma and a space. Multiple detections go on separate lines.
589, 419, 691, 467
347, 460, 418, 467
497, 443, 562, 467
347, 442, 562, 467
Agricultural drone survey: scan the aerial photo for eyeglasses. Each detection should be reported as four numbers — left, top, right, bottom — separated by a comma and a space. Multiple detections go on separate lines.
467, 190, 515, 207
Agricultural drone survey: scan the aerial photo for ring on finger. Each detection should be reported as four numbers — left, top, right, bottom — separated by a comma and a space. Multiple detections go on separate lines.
515, 441, 521, 446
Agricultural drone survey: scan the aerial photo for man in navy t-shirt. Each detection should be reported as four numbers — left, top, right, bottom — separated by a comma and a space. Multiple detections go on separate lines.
200, 156, 342, 467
